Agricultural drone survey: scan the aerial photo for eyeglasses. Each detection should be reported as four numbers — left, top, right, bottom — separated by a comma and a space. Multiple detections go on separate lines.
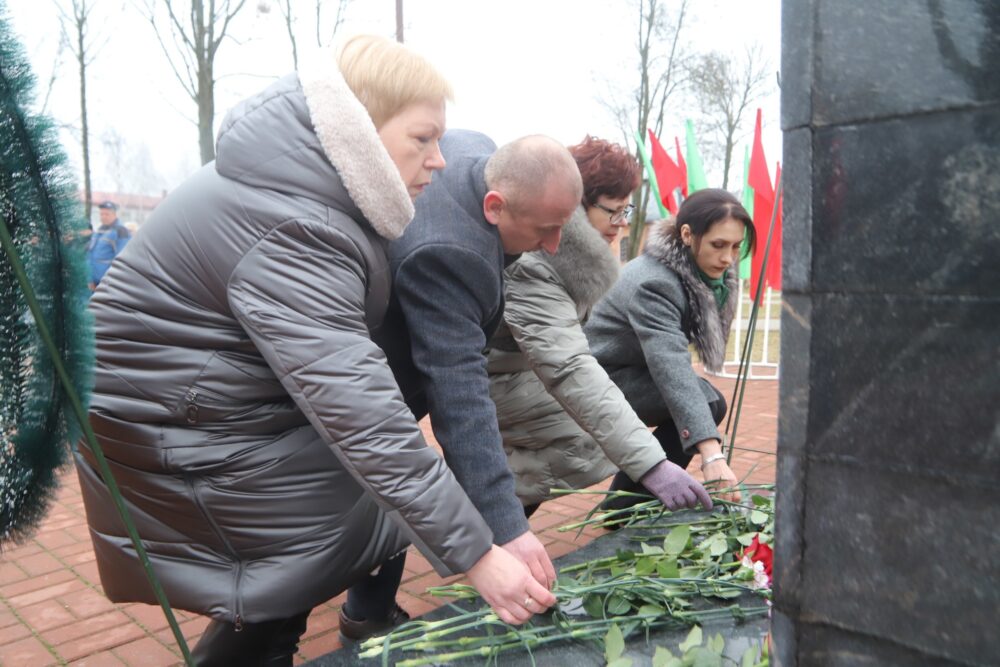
594, 203, 635, 225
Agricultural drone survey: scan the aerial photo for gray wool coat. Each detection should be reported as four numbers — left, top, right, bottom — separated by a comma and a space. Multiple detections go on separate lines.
487, 208, 666, 504
377, 130, 530, 546
585, 220, 738, 450
76, 71, 492, 625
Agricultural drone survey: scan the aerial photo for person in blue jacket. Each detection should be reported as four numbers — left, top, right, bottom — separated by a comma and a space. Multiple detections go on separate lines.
86, 200, 130, 292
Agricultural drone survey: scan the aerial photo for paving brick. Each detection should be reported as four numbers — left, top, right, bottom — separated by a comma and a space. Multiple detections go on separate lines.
0, 619, 32, 643
112, 636, 183, 666
18, 552, 66, 577
297, 630, 344, 662
69, 653, 127, 666
4, 575, 86, 608
58, 586, 117, 620
0, 633, 59, 666
0, 562, 28, 586
18, 597, 77, 632
41, 610, 132, 647
122, 604, 175, 633
55, 620, 148, 662
33, 529, 79, 551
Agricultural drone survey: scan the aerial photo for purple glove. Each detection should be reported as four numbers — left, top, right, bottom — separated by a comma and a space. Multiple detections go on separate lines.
639, 460, 713, 511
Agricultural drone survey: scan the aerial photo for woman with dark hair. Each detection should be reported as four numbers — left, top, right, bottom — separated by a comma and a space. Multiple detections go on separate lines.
585, 188, 756, 511
487, 136, 712, 516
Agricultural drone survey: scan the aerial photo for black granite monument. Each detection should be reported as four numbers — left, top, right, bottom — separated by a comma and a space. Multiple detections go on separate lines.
775, 1, 999, 665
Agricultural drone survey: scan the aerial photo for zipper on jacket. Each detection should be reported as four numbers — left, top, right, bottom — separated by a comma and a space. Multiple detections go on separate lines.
186, 475, 245, 628
185, 390, 199, 424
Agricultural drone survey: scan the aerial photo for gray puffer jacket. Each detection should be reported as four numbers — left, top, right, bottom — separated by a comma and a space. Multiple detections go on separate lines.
585, 220, 738, 451
487, 208, 665, 504
76, 70, 492, 625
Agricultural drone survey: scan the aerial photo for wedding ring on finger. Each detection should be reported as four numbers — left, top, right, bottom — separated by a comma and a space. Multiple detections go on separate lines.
524, 596, 533, 608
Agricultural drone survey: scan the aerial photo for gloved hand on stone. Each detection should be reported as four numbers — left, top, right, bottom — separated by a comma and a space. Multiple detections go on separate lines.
639, 459, 713, 511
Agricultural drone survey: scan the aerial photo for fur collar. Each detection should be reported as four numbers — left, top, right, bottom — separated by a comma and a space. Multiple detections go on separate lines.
642, 219, 738, 372
535, 206, 619, 309
299, 66, 414, 240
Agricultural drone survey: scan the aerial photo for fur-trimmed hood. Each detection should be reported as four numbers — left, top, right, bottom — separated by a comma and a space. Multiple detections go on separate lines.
215, 70, 413, 240
534, 205, 620, 310
642, 219, 738, 371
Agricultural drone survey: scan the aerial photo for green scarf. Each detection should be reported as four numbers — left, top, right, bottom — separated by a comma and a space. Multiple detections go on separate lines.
697, 266, 729, 309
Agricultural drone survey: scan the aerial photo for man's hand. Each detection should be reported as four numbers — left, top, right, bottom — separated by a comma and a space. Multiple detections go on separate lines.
466, 546, 557, 625
500, 530, 556, 591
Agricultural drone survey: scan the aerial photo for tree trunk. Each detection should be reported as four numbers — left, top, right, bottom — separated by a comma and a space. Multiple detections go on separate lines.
76, 6, 92, 222
198, 64, 215, 164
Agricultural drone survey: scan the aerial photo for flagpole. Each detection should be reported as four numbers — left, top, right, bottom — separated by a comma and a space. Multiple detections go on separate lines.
762, 286, 773, 365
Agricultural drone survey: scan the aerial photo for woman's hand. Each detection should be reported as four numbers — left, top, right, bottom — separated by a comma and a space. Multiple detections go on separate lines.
697, 440, 741, 503
701, 458, 741, 502
466, 545, 557, 625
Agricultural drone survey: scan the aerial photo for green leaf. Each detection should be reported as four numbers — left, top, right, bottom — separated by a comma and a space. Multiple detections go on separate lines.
706, 587, 742, 599
641, 542, 665, 555
702, 533, 729, 557
750, 510, 768, 525
616, 548, 636, 562
751, 494, 770, 507
605, 623, 625, 662
678, 625, 702, 652
583, 593, 605, 618
679, 566, 704, 578
736, 532, 758, 547
664, 525, 691, 555
708, 633, 725, 654
610, 564, 627, 578
635, 557, 656, 576
656, 558, 680, 579
638, 603, 665, 617
688, 646, 723, 667
740, 646, 757, 667
653, 646, 678, 667
608, 658, 633, 667
607, 593, 632, 615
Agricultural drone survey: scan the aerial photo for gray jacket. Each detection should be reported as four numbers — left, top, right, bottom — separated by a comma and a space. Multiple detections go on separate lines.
487, 208, 665, 504
585, 220, 738, 450
76, 72, 492, 625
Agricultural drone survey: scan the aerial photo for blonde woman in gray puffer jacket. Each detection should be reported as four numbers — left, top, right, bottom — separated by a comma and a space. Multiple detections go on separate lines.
77, 36, 552, 665
487, 137, 712, 516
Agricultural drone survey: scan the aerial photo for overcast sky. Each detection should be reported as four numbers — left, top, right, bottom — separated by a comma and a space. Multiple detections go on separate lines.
4, 0, 782, 198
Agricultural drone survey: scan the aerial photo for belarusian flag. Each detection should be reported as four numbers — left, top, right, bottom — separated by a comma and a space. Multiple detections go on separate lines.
647, 129, 684, 214
748, 108, 775, 296
685, 119, 710, 193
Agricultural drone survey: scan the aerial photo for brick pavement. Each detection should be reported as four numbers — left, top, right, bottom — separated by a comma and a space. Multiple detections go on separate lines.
0, 370, 776, 666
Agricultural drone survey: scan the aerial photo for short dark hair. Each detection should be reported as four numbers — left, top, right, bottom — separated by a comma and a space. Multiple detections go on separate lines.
674, 188, 756, 258
567, 136, 640, 207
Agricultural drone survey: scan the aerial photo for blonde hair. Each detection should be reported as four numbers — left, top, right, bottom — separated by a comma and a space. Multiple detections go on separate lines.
336, 34, 453, 129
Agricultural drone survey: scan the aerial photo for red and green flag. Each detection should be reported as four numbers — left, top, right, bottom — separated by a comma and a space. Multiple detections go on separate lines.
684, 119, 710, 193
647, 129, 684, 214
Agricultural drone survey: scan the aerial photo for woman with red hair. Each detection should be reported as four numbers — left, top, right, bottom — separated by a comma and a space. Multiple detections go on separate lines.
486, 136, 711, 516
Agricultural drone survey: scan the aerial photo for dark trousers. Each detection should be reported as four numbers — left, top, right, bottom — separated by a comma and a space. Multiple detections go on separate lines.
191, 552, 407, 665
603, 384, 727, 510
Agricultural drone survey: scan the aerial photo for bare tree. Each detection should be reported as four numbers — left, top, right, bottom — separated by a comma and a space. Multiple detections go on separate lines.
55, 0, 103, 222
603, 0, 690, 259
687, 46, 771, 190
142, 0, 249, 165
315, 0, 350, 49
